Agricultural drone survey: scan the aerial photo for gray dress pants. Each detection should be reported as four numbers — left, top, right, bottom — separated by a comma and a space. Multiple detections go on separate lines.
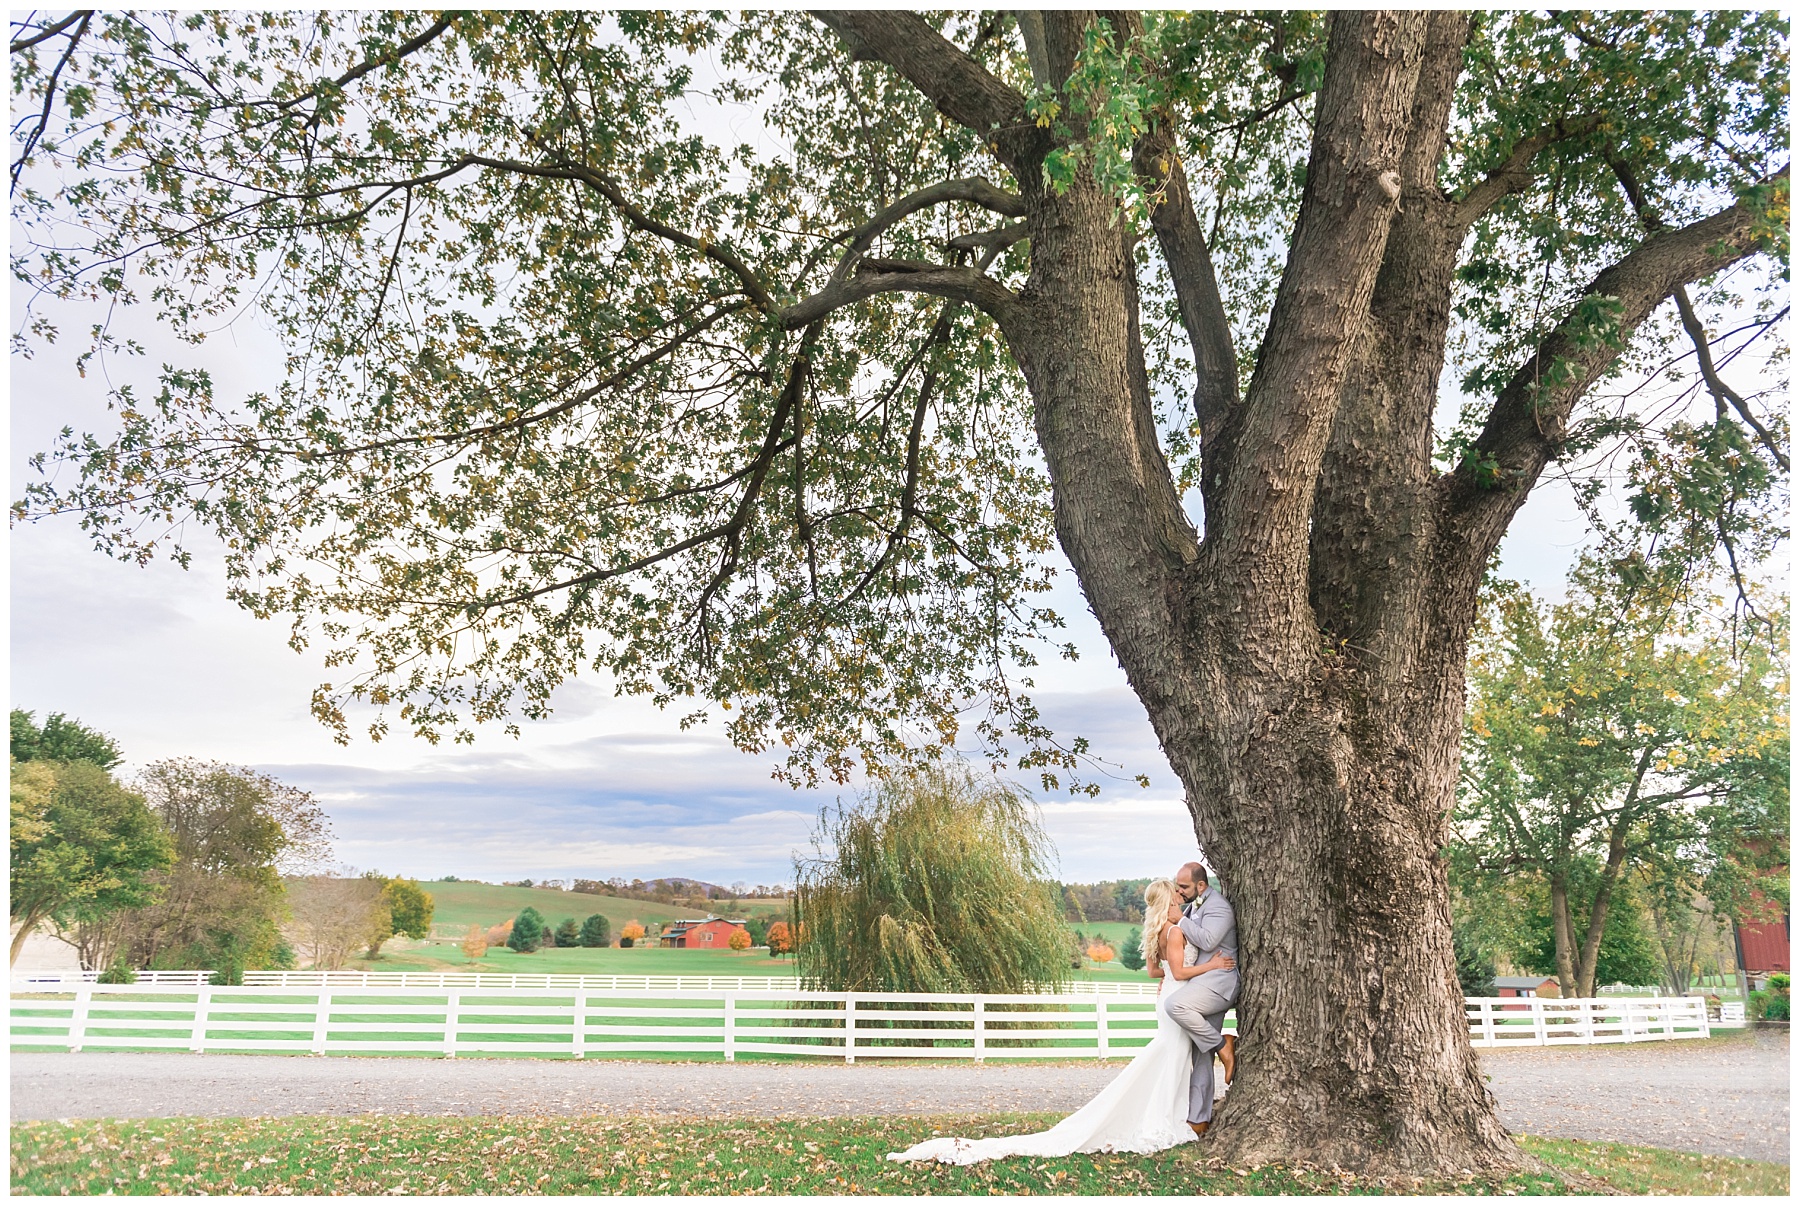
1163, 969, 1238, 1124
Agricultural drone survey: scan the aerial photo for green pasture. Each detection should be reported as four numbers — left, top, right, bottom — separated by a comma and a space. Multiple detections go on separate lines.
10, 1115, 1785, 1196
358, 940, 799, 976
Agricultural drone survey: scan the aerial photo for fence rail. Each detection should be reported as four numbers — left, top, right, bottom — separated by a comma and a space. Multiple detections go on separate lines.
12, 986, 1705, 1061
11, 969, 215, 987
13, 970, 1163, 996
1463, 996, 1708, 1045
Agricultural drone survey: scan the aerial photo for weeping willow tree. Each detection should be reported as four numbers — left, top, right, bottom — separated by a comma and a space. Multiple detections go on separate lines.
794, 766, 1069, 994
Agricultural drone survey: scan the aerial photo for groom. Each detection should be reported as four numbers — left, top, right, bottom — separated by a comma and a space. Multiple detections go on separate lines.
1163, 861, 1238, 1137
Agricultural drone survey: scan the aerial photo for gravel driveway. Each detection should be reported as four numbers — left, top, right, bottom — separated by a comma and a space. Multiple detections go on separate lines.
11, 1030, 1787, 1165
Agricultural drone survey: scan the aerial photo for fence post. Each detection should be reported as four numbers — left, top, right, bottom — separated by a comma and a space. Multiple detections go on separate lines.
844, 994, 856, 1065
69, 985, 92, 1053
973, 999, 985, 1064
1531, 998, 1548, 1045
311, 990, 332, 1054
444, 990, 459, 1058
723, 994, 736, 1063
573, 991, 586, 1059
190, 984, 212, 1053
1481, 1000, 1496, 1047
1095, 999, 1108, 1060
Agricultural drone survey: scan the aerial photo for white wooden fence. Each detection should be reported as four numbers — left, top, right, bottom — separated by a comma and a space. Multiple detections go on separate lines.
1463, 996, 1709, 1045
10, 985, 1169, 1061
13, 969, 1162, 995
11, 969, 215, 987
12, 986, 1705, 1060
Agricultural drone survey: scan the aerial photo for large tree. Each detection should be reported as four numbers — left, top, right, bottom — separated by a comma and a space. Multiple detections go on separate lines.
9, 10, 1787, 1173
1457, 564, 1788, 998
65, 758, 334, 970
9, 759, 174, 965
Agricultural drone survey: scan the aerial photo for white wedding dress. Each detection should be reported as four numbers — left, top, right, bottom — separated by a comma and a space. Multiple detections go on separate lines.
887, 959, 1200, 1164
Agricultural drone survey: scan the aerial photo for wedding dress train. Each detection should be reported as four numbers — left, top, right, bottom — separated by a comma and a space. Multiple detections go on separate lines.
887, 973, 1200, 1164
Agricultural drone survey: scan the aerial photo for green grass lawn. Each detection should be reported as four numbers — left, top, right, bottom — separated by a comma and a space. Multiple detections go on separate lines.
9, 1115, 1784, 1196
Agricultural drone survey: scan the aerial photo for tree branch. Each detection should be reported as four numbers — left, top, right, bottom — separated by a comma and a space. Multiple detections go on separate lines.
517, 146, 779, 313
810, 11, 1035, 169
781, 262, 1019, 330
272, 14, 457, 112
10, 9, 90, 194
1451, 117, 1603, 231
827, 176, 1024, 284
1443, 168, 1787, 550
1206, 11, 1428, 599
10, 9, 89, 54
313, 297, 751, 459
1608, 154, 1789, 472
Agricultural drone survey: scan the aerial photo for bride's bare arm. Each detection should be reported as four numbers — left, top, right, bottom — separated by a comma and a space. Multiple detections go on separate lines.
1165, 928, 1236, 980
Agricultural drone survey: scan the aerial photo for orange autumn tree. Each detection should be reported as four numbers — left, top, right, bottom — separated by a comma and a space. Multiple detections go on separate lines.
765, 921, 794, 957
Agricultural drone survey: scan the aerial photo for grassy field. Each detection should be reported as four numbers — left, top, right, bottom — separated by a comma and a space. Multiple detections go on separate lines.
9, 1115, 1785, 1196
359, 941, 800, 977
355, 879, 1145, 980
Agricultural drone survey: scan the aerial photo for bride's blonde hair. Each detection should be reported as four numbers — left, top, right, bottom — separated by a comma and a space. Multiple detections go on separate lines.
1141, 878, 1178, 968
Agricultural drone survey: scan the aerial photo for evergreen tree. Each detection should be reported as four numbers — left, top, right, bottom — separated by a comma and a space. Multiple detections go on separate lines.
10, 710, 125, 769
1120, 927, 1146, 972
507, 906, 545, 953
554, 917, 580, 947
578, 913, 611, 947
1452, 927, 1496, 998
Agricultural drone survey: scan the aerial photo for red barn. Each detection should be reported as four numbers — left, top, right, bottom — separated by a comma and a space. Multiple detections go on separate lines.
661, 916, 749, 949
1735, 873, 1790, 981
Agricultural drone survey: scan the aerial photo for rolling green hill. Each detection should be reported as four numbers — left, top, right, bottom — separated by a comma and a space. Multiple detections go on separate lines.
419, 880, 790, 934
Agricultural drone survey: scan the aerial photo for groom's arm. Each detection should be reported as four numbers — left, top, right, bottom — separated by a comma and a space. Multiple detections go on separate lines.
1179, 895, 1233, 952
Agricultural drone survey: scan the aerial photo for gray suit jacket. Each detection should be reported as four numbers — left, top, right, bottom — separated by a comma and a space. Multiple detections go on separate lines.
1176, 886, 1239, 1005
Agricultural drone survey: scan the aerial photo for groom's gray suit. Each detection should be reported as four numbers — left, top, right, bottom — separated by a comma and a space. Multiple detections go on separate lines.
1163, 886, 1238, 1124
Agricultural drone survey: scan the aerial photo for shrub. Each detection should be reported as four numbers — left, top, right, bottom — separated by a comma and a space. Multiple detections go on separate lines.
1765, 994, 1791, 1021
728, 928, 751, 951
765, 920, 793, 956
461, 925, 488, 959
1119, 928, 1145, 972
96, 961, 137, 984
555, 918, 580, 948
579, 914, 611, 947
1748, 989, 1770, 1018
508, 907, 546, 953
620, 921, 645, 949
1768, 973, 1791, 992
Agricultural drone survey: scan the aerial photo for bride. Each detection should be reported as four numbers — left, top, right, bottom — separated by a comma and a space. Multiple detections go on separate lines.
887, 878, 1235, 1164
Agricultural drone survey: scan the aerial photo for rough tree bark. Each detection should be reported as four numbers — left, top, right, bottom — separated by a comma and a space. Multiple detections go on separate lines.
816, 8, 1777, 1174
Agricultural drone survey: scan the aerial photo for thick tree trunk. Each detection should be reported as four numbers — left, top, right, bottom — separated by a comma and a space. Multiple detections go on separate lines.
995, 10, 1527, 1178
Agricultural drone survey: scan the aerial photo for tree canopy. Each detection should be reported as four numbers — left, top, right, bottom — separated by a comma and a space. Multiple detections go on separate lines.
10, 11, 1785, 789
9, 758, 174, 965
10, 710, 125, 770
1455, 560, 1787, 996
